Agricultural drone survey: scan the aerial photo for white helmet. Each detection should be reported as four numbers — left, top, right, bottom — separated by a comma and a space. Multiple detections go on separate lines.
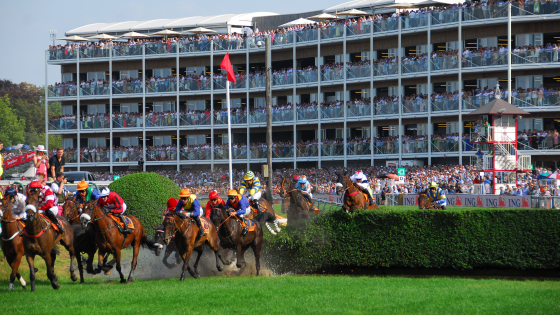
24, 205, 37, 213
99, 187, 110, 197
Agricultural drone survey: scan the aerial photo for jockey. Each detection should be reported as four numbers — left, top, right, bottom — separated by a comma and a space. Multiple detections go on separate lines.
165, 197, 179, 216
97, 187, 131, 234
28, 180, 65, 233
74, 180, 99, 212
4, 187, 27, 220
427, 182, 447, 210
239, 171, 262, 210
350, 170, 375, 206
295, 175, 319, 212
175, 188, 205, 237
225, 189, 251, 236
205, 190, 225, 219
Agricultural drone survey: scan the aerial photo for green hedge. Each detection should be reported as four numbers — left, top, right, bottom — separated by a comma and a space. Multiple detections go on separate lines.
108, 172, 180, 237
263, 208, 560, 274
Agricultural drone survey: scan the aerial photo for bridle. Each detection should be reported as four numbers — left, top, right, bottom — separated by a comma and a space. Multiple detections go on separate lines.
64, 200, 81, 222
280, 178, 298, 197
89, 204, 118, 235
22, 211, 48, 239
0, 202, 24, 241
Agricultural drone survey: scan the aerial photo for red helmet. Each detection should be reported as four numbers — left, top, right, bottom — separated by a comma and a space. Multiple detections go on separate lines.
29, 181, 42, 188
209, 190, 219, 200
293, 175, 300, 181
166, 198, 178, 210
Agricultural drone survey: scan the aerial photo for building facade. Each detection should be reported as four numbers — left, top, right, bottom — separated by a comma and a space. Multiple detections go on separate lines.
45, 3, 560, 172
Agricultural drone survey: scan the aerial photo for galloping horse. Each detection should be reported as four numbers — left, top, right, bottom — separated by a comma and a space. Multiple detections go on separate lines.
279, 177, 312, 221
250, 192, 281, 235
161, 214, 223, 280
81, 202, 162, 283
0, 199, 28, 291
63, 199, 99, 282
24, 194, 77, 291
335, 173, 379, 212
418, 192, 444, 210
210, 206, 263, 276
153, 227, 182, 269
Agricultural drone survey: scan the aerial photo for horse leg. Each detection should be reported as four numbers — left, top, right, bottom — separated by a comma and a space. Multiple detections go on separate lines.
76, 251, 85, 283
273, 219, 281, 233
126, 241, 140, 284
209, 236, 223, 272
252, 239, 263, 276
114, 249, 126, 284
191, 246, 204, 278
6, 256, 17, 291
26, 254, 37, 292
180, 245, 195, 281
235, 245, 248, 276
45, 250, 60, 290
61, 237, 78, 282
218, 246, 233, 266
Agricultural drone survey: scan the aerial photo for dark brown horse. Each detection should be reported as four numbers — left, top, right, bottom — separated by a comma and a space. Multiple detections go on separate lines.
418, 192, 444, 210
81, 202, 162, 283
153, 227, 182, 269
279, 177, 312, 221
63, 199, 99, 282
210, 206, 263, 276
161, 214, 223, 280
0, 199, 28, 291
24, 195, 77, 291
281, 195, 291, 214
336, 173, 379, 212
250, 194, 281, 235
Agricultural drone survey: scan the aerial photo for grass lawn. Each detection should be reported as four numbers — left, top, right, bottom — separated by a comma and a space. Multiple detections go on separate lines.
0, 274, 559, 314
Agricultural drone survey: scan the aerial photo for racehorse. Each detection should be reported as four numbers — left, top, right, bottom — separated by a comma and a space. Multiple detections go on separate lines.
335, 173, 379, 212
81, 202, 162, 284
418, 192, 444, 210
24, 194, 77, 291
153, 227, 182, 269
210, 206, 263, 276
63, 199, 99, 282
281, 195, 291, 214
161, 214, 223, 280
0, 199, 28, 291
279, 176, 312, 221
250, 192, 281, 235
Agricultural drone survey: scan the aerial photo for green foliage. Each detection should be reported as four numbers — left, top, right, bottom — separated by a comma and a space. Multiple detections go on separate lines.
264, 208, 560, 274
108, 172, 180, 236
0, 95, 26, 146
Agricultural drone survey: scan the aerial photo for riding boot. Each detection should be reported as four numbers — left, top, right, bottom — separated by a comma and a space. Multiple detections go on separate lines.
46, 210, 65, 234
240, 216, 248, 236
115, 212, 131, 234
253, 200, 260, 211
193, 216, 206, 237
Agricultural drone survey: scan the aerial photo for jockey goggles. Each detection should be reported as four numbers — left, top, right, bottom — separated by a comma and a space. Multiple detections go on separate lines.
180, 197, 188, 201
29, 187, 40, 193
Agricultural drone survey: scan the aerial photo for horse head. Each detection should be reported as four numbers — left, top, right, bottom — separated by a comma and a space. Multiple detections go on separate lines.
79, 202, 99, 229
281, 196, 290, 214
23, 204, 42, 235
161, 214, 177, 246
210, 206, 226, 228
335, 172, 346, 196
63, 200, 79, 224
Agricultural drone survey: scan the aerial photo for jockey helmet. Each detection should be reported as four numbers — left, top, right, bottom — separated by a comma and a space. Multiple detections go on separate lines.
76, 180, 89, 191
29, 181, 42, 188
5, 187, 17, 197
429, 182, 438, 189
292, 175, 300, 181
179, 188, 191, 197
99, 187, 110, 197
166, 197, 178, 210
244, 171, 255, 181
227, 189, 239, 197
209, 190, 219, 200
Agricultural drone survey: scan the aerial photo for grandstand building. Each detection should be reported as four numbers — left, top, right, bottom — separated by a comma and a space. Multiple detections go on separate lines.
45, 1, 560, 172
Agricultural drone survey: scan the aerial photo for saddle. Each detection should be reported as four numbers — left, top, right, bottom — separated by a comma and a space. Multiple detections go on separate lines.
232, 214, 256, 232
190, 217, 211, 235
107, 213, 135, 232
38, 213, 63, 233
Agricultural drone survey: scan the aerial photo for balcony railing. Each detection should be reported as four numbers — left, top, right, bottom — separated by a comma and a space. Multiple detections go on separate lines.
375, 101, 399, 115
321, 67, 344, 81
146, 149, 177, 161
346, 21, 371, 37
80, 150, 110, 163
296, 29, 318, 42
272, 73, 294, 86
145, 42, 177, 55
214, 112, 247, 125
402, 99, 429, 114
79, 47, 110, 59
79, 84, 110, 96
250, 146, 294, 159
296, 144, 319, 157
113, 149, 143, 162
145, 115, 178, 127
401, 59, 428, 74
272, 32, 295, 46
373, 17, 399, 33
401, 140, 428, 154
80, 117, 110, 130
373, 63, 398, 76
145, 81, 176, 93
431, 9, 460, 25
431, 138, 459, 152
321, 143, 344, 157
179, 78, 211, 91
431, 98, 459, 112
431, 55, 458, 71
48, 118, 77, 131
112, 117, 144, 129
214, 148, 248, 160
112, 45, 143, 58
401, 14, 429, 30
346, 65, 371, 79
297, 107, 318, 120
347, 104, 371, 117
180, 113, 211, 126
297, 70, 318, 84
513, 92, 560, 108
346, 142, 372, 156
321, 105, 344, 119
373, 141, 399, 154
250, 109, 294, 123
181, 149, 212, 160
112, 82, 144, 95
48, 85, 76, 97
320, 25, 344, 40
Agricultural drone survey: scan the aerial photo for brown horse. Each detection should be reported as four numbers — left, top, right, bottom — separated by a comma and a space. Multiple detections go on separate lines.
210, 206, 263, 276
153, 227, 182, 269
418, 192, 444, 210
279, 177, 312, 221
23, 195, 77, 291
336, 173, 379, 212
0, 199, 28, 291
63, 199, 100, 282
281, 195, 291, 214
81, 202, 162, 283
161, 214, 223, 280
250, 195, 281, 235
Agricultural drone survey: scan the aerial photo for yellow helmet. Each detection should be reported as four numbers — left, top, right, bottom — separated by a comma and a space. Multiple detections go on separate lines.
76, 181, 89, 191
429, 182, 438, 189
227, 189, 239, 196
244, 171, 255, 181
179, 188, 191, 197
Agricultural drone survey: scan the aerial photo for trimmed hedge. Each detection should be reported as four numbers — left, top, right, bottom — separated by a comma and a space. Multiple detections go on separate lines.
263, 208, 560, 274
108, 172, 180, 236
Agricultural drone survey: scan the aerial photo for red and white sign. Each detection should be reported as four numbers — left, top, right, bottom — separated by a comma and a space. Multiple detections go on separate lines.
402, 194, 531, 208
3, 152, 36, 169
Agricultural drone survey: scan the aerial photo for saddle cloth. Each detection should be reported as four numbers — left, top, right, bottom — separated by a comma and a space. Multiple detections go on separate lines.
39, 213, 63, 233
250, 202, 265, 213
233, 215, 256, 232
107, 213, 135, 230
198, 217, 211, 235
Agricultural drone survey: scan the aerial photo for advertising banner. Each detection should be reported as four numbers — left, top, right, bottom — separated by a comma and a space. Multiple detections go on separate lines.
401, 194, 531, 208
3, 152, 36, 169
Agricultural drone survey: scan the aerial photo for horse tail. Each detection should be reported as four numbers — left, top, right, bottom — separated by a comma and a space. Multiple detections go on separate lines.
140, 235, 163, 254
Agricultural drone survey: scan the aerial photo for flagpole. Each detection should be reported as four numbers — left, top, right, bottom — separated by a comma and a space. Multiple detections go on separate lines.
226, 78, 233, 190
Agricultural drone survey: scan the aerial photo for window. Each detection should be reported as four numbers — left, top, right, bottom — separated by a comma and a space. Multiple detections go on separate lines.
187, 100, 205, 110
187, 135, 206, 145
362, 127, 371, 138
87, 104, 106, 114
153, 68, 172, 77
120, 70, 139, 79
62, 105, 73, 115
153, 136, 172, 146
153, 101, 175, 112
119, 103, 139, 113
63, 139, 73, 149
254, 98, 265, 108
120, 137, 139, 147
185, 67, 205, 76
88, 138, 106, 147
221, 99, 241, 109
477, 37, 497, 49
87, 71, 105, 81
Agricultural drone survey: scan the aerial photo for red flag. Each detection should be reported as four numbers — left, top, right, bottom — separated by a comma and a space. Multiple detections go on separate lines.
220, 53, 236, 83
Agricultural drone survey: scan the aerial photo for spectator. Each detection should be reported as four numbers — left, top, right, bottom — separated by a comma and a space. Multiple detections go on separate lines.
33, 145, 49, 179
49, 147, 66, 179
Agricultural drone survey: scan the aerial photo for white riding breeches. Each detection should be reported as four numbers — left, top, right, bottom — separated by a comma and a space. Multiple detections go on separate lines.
250, 191, 262, 201
357, 183, 370, 191
39, 206, 58, 216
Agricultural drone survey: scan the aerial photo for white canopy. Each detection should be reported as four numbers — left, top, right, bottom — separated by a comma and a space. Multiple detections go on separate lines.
56, 35, 89, 41
308, 13, 339, 20
88, 33, 118, 40
278, 18, 317, 28
151, 29, 182, 36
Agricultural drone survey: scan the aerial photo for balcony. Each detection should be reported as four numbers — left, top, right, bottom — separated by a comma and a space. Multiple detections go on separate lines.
297, 107, 318, 120
213, 112, 247, 125
347, 103, 372, 117
401, 140, 428, 154
297, 69, 318, 84
346, 64, 371, 79
48, 118, 77, 131
321, 142, 344, 157
402, 99, 429, 114
296, 144, 319, 157
431, 97, 459, 112
296, 29, 318, 43
320, 105, 344, 119
374, 101, 399, 115
179, 112, 211, 126
180, 148, 212, 160
146, 149, 177, 161
250, 145, 294, 159
346, 142, 372, 156
431, 137, 459, 152
81, 116, 110, 130
145, 114, 178, 128
250, 108, 294, 124
373, 141, 399, 154
112, 116, 144, 129
321, 67, 344, 82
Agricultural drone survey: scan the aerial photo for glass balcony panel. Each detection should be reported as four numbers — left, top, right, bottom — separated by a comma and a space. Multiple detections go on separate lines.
346, 64, 371, 79
180, 148, 212, 160
272, 32, 294, 45
145, 114, 178, 127
65, 150, 78, 163
373, 17, 399, 32
513, 91, 560, 108
297, 107, 318, 120
462, 4, 509, 21
79, 46, 110, 59
462, 96, 482, 111
431, 138, 459, 152
430, 55, 459, 71
113, 148, 143, 162
321, 143, 345, 156
80, 116, 110, 130
80, 149, 110, 163
48, 118, 77, 130
321, 67, 344, 81
401, 14, 429, 30
249, 75, 267, 89
401, 59, 428, 74
214, 37, 246, 51
512, 49, 560, 65
346, 142, 371, 156
272, 73, 294, 86
320, 24, 344, 39
346, 21, 371, 37
112, 116, 144, 129
145, 80, 176, 94
431, 9, 459, 25
112, 44, 142, 58
431, 97, 459, 112
402, 99, 428, 114
373, 62, 398, 76
48, 48, 77, 61
48, 84, 77, 97
373, 141, 399, 154
112, 81, 144, 95
79, 84, 110, 96
401, 140, 428, 154
146, 149, 177, 161
296, 70, 318, 84
272, 145, 293, 158
320, 105, 344, 119
179, 112, 211, 126
347, 104, 371, 117
179, 77, 210, 91
296, 144, 318, 157
374, 101, 399, 115
296, 29, 317, 42
145, 42, 177, 55
511, 3, 560, 17
213, 112, 247, 125
177, 39, 211, 53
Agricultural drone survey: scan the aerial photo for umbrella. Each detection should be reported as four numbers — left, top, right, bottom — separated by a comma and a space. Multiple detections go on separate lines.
336, 9, 368, 16
184, 27, 217, 34
57, 35, 89, 42
5, 146, 15, 150
151, 29, 182, 36
22, 144, 30, 149
378, 174, 400, 180
547, 173, 560, 179
278, 18, 317, 28
308, 13, 339, 20
119, 31, 150, 39
88, 33, 118, 40
386, 2, 419, 9
241, 26, 253, 36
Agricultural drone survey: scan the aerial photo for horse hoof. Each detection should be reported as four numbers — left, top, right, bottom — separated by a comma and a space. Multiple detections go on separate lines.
275, 228, 281, 233
270, 230, 277, 235
52, 282, 61, 290
71, 274, 78, 282
8, 283, 14, 291
217, 266, 223, 272
120, 279, 126, 284
52, 274, 58, 282
19, 277, 27, 287
104, 270, 112, 275
80, 279, 85, 284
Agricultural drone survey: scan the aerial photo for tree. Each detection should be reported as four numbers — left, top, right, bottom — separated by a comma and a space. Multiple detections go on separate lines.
0, 95, 26, 147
